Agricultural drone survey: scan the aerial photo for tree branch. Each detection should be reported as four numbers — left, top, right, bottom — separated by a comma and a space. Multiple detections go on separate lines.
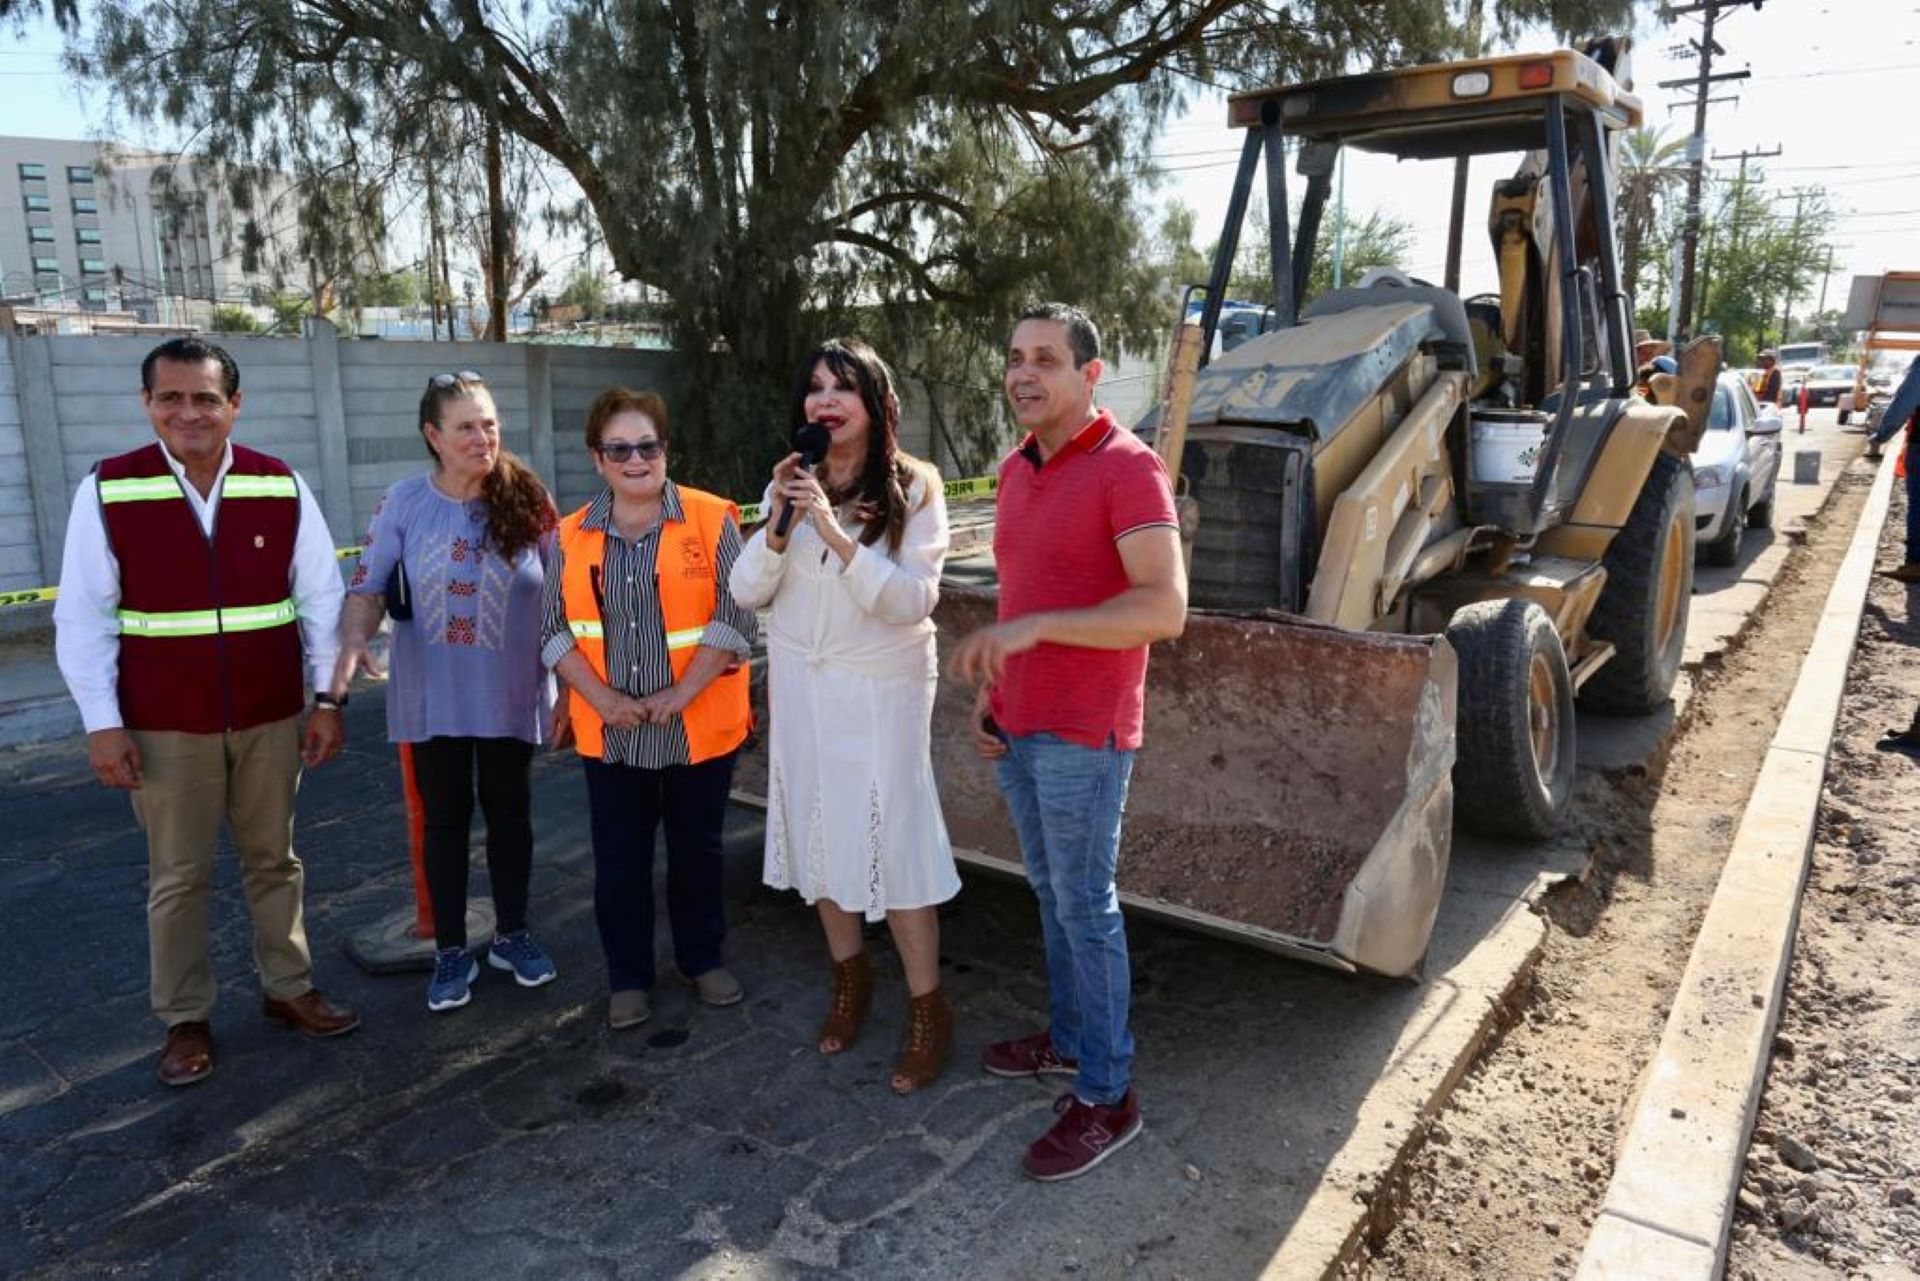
827, 229, 968, 304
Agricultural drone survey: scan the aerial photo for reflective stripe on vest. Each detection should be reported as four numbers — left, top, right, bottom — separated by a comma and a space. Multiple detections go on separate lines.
223, 475, 299, 499
98, 474, 297, 504
118, 598, 298, 636
98, 477, 183, 503
571, 614, 704, 651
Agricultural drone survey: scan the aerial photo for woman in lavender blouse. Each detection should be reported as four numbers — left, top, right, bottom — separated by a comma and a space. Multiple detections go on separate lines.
333, 371, 561, 1014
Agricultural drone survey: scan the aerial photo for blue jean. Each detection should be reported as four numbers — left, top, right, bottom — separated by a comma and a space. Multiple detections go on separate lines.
995, 731, 1137, 1105
1906, 432, 1919, 563
581, 752, 735, 992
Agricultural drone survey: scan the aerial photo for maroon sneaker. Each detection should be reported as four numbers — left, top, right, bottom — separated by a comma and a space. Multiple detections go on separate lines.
981, 1030, 1078, 1079
1021, 1088, 1142, 1182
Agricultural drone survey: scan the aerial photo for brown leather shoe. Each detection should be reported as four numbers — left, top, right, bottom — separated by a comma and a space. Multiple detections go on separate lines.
159, 1021, 213, 1087
262, 989, 361, 1038
1891, 562, 1920, 584
817, 952, 873, 1055
891, 988, 954, 1095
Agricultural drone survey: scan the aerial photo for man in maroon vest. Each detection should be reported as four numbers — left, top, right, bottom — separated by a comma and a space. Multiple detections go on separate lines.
53, 337, 360, 1088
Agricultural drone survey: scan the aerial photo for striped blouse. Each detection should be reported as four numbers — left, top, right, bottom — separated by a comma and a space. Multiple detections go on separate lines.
539, 482, 755, 768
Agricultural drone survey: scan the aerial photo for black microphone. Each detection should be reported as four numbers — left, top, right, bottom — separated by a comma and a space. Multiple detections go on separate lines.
774, 420, 833, 537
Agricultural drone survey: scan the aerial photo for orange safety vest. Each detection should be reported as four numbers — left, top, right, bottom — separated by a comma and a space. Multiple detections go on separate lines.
558, 487, 751, 764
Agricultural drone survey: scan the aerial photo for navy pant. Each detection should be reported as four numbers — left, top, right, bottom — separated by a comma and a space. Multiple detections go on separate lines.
581, 752, 736, 992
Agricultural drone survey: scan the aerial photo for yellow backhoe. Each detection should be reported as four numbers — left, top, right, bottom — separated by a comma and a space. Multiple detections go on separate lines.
929, 38, 1715, 977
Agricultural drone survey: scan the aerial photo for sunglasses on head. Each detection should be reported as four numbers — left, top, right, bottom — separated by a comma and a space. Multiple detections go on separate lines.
596, 440, 665, 463
427, 370, 484, 390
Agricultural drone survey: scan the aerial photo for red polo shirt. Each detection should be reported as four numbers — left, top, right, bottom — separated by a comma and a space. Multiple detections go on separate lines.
990, 409, 1178, 750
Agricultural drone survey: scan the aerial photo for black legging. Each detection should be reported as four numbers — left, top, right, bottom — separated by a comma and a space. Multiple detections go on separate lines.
409, 736, 535, 951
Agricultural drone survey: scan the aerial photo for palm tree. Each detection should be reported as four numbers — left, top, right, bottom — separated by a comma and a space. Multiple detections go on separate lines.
1615, 127, 1690, 310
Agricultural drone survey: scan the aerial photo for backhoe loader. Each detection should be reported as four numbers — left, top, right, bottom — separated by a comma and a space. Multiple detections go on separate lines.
927, 38, 1713, 977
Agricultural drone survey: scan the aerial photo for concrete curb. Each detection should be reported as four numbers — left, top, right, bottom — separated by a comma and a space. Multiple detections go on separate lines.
1576, 451, 1897, 1280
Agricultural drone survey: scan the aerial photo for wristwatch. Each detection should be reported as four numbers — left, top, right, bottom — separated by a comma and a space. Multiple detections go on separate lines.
314, 692, 348, 711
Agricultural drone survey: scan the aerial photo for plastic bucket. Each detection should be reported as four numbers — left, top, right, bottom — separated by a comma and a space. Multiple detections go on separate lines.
1469, 414, 1549, 484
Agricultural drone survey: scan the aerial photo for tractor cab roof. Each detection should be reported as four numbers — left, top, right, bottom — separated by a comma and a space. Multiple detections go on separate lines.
1228, 49, 1643, 160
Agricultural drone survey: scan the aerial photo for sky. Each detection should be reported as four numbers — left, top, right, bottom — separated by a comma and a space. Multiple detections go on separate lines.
1154, 0, 1920, 316
0, 0, 1914, 317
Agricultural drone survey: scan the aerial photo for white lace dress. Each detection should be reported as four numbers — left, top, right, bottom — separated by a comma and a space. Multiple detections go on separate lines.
728, 472, 960, 920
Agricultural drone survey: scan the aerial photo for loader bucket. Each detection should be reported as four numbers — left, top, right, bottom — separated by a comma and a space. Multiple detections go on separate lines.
930, 586, 1457, 978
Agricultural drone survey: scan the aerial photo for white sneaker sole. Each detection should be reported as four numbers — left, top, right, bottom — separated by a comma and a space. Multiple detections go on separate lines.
487, 950, 557, 988
983, 1060, 1079, 1080
427, 959, 479, 1011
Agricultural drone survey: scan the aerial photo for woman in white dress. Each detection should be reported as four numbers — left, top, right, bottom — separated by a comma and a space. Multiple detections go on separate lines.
730, 338, 960, 1094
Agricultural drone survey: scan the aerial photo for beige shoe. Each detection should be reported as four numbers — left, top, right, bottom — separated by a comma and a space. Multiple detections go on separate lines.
608, 989, 651, 1029
688, 966, 743, 1007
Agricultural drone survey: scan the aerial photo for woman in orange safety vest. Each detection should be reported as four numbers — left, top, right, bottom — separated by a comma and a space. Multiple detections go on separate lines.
539, 388, 756, 1031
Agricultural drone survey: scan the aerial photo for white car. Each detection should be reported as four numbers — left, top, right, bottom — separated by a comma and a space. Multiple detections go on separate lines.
1693, 373, 1784, 567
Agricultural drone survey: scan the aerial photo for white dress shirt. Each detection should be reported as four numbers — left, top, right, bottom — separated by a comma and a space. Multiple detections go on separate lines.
52, 440, 345, 733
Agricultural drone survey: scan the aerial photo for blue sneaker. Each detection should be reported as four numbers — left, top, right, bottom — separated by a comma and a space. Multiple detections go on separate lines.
487, 930, 557, 988
427, 948, 478, 1012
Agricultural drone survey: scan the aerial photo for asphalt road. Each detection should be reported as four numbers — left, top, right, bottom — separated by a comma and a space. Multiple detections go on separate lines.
0, 410, 1864, 1277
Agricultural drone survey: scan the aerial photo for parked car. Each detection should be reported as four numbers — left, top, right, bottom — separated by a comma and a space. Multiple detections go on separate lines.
1841, 364, 1900, 426
1184, 298, 1274, 358
1693, 372, 1784, 567
1801, 363, 1858, 411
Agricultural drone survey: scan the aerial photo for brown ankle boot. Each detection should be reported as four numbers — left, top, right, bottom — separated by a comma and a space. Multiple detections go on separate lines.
891, 989, 954, 1095
817, 952, 873, 1054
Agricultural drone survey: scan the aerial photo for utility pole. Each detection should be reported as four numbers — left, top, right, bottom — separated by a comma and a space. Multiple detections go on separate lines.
1662, 0, 1762, 342
1778, 189, 1810, 345
1815, 242, 1837, 315
1711, 144, 1780, 280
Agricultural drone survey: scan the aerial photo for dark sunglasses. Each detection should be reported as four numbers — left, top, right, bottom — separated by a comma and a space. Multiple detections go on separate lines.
596, 440, 665, 462
427, 370, 484, 389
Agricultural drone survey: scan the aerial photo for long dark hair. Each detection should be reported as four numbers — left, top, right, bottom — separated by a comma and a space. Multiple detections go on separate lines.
419, 373, 555, 562
786, 339, 926, 552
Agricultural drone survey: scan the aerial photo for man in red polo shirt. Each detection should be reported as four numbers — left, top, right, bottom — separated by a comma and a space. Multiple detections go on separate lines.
951, 302, 1187, 1181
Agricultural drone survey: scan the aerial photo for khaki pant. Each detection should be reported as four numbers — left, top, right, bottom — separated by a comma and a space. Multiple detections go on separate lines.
131, 714, 313, 1024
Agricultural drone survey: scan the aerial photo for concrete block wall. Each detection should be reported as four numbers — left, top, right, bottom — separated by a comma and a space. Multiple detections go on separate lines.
335, 337, 534, 538
5, 321, 1159, 594
546, 346, 676, 512
4, 325, 720, 586
0, 338, 35, 592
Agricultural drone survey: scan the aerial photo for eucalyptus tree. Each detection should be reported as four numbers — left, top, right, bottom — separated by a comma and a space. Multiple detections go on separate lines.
23, 0, 1634, 487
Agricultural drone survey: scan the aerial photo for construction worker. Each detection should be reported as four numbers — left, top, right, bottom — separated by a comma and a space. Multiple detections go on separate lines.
1868, 355, 1920, 584
1753, 350, 1784, 406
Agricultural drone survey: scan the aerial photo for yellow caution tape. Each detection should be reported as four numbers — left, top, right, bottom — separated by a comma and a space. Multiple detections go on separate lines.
6, 473, 998, 607
739, 473, 996, 527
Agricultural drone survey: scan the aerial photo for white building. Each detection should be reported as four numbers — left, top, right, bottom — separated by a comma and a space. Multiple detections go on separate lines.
0, 136, 315, 325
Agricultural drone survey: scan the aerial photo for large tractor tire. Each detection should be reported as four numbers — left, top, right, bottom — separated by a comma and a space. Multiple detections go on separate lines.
1580, 449, 1695, 714
1448, 598, 1577, 840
